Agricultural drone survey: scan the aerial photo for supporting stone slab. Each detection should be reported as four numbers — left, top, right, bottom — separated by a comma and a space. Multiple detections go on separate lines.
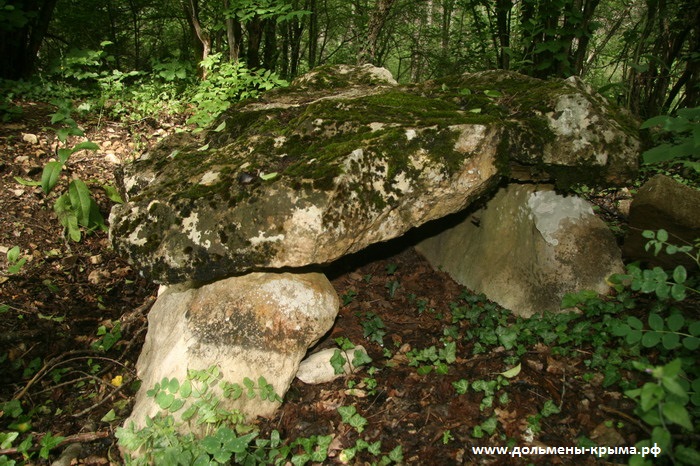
416, 184, 623, 317
124, 271, 339, 430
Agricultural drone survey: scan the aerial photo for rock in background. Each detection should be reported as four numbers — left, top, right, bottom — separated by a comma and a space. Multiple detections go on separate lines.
124, 272, 338, 430
416, 184, 623, 317
623, 174, 700, 269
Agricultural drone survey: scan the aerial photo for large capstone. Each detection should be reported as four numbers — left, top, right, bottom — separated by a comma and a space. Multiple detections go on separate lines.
109, 65, 639, 284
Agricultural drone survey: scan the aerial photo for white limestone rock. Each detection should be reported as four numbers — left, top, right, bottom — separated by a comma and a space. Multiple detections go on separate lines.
416, 184, 623, 317
124, 271, 339, 430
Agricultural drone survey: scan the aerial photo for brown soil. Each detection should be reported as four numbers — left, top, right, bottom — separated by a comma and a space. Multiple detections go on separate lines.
0, 103, 651, 465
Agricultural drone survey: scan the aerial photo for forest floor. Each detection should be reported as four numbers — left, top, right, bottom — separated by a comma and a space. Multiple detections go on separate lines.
0, 102, 671, 465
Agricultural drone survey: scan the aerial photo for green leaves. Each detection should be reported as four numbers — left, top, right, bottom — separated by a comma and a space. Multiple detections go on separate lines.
626, 358, 696, 442
330, 349, 347, 375
499, 363, 522, 379
5, 246, 27, 274
54, 179, 107, 242
612, 312, 700, 350
40, 161, 63, 194
360, 312, 386, 345
406, 341, 456, 375
337, 405, 368, 433
641, 107, 700, 169
483, 89, 503, 98
38, 432, 65, 460
452, 379, 469, 395
187, 54, 288, 128
472, 416, 498, 438
612, 262, 689, 301
13, 105, 109, 242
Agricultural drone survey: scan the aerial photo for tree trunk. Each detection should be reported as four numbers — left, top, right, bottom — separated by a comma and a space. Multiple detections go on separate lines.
128, 0, 141, 69
262, 18, 278, 69
625, 0, 697, 117
183, 0, 211, 77
247, 17, 264, 69
0, 0, 58, 79
224, 0, 241, 62
288, 18, 303, 77
357, 0, 397, 65
308, 0, 318, 68
496, 0, 512, 70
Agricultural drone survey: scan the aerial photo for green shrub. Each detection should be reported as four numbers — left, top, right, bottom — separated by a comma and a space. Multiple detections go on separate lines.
608, 231, 700, 465
641, 107, 700, 172
186, 53, 288, 129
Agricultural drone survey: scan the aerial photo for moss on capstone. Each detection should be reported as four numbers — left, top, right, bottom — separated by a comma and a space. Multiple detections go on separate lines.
111, 65, 640, 283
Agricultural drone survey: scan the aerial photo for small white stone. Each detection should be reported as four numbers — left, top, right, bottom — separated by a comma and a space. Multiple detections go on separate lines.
22, 133, 38, 144
296, 346, 367, 384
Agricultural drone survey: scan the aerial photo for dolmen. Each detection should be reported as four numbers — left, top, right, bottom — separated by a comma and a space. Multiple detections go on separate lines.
109, 64, 639, 430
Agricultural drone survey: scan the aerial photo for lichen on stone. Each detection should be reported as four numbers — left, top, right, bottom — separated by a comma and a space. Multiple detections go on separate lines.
110, 65, 640, 284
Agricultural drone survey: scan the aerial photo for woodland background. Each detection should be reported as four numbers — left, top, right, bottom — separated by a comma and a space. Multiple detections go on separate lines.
1, 1, 699, 465
1, 0, 698, 121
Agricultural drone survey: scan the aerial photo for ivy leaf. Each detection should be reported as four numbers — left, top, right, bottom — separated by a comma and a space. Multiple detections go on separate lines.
452, 379, 469, 394
351, 349, 372, 367
38, 432, 65, 460
330, 349, 347, 374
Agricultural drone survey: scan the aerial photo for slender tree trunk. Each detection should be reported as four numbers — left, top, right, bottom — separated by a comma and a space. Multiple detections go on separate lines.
289, 18, 303, 76
583, 3, 633, 76
496, 0, 512, 69
357, 0, 397, 65
224, 0, 240, 62
247, 17, 264, 69
440, 0, 455, 62
128, 0, 141, 69
569, 0, 600, 75
106, 0, 121, 69
184, 0, 211, 77
625, 0, 697, 117
262, 18, 278, 69
519, 0, 537, 71
308, 0, 319, 68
